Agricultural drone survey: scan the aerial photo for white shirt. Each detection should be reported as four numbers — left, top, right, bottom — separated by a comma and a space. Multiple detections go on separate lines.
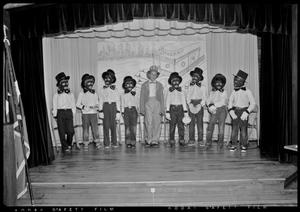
121, 91, 139, 113
186, 84, 207, 106
76, 91, 99, 114
149, 80, 157, 97
52, 92, 76, 117
207, 90, 228, 108
228, 88, 256, 112
99, 85, 120, 111
165, 89, 187, 111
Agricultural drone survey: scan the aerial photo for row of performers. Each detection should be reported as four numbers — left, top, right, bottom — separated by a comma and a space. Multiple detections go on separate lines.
52, 65, 255, 153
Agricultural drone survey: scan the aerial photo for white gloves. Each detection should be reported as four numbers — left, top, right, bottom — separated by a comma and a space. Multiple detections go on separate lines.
240, 111, 249, 121
165, 112, 171, 120
182, 113, 191, 125
229, 110, 237, 119
98, 112, 104, 119
201, 100, 206, 107
116, 112, 121, 121
209, 105, 217, 114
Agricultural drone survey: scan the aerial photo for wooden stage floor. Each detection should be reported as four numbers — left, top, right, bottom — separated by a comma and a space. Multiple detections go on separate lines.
17, 142, 297, 207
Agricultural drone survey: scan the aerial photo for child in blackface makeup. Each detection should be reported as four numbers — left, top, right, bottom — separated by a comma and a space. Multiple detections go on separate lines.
121, 76, 139, 148
228, 70, 256, 153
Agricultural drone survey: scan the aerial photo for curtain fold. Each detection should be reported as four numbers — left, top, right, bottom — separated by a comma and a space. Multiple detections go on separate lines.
11, 38, 55, 167
7, 3, 294, 165
9, 3, 291, 40
259, 33, 292, 161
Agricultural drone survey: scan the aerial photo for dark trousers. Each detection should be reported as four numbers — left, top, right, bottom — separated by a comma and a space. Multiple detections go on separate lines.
103, 102, 117, 146
82, 113, 100, 145
206, 106, 227, 144
57, 109, 74, 151
189, 107, 204, 142
124, 107, 138, 145
231, 107, 248, 147
169, 105, 185, 141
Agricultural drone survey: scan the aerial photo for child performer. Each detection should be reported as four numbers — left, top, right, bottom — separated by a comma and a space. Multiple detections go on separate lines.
206, 73, 228, 149
99, 69, 121, 149
186, 67, 207, 146
52, 72, 76, 153
121, 76, 139, 148
165, 72, 190, 147
139, 65, 164, 147
76, 73, 101, 150
228, 70, 256, 153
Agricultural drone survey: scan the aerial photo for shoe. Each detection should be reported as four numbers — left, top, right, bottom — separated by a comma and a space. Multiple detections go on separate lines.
198, 141, 205, 147
179, 141, 186, 147
131, 144, 136, 148
104, 146, 110, 149
205, 143, 212, 149
126, 144, 132, 148
241, 146, 247, 153
112, 144, 119, 148
96, 144, 102, 149
150, 141, 159, 148
83, 144, 89, 151
230, 146, 237, 152
187, 141, 195, 146
150, 140, 158, 145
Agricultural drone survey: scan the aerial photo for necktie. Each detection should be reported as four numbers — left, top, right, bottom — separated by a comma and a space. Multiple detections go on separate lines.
213, 88, 224, 92
169, 87, 182, 92
84, 88, 95, 93
234, 87, 246, 91
58, 88, 70, 94
190, 82, 201, 87
125, 90, 136, 96
104, 85, 115, 90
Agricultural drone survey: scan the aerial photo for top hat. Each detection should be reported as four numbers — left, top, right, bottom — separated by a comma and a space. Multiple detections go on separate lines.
211, 73, 226, 87
102, 69, 116, 84
233, 70, 248, 81
190, 67, 204, 81
146, 65, 160, 79
168, 72, 182, 85
55, 72, 70, 86
122, 76, 137, 89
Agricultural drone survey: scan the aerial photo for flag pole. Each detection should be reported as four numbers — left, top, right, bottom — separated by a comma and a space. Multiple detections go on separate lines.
4, 24, 34, 206
22, 139, 35, 206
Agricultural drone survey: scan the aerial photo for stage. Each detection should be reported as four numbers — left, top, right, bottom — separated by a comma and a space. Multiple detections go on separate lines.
17, 142, 297, 206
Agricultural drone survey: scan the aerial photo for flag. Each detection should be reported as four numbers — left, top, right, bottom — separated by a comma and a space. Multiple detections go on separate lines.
3, 39, 30, 200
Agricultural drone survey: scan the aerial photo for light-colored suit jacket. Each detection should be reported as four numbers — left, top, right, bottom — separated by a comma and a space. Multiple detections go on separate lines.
139, 80, 164, 115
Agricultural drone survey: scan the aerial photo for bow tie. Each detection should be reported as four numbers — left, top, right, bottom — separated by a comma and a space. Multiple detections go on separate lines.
104, 85, 115, 90
213, 88, 224, 92
190, 82, 201, 87
58, 88, 70, 94
234, 87, 246, 91
125, 90, 136, 96
169, 87, 182, 92
84, 89, 95, 94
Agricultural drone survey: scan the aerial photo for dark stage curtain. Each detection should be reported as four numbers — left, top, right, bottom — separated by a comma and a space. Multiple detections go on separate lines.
7, 3, 294, 165
10, 38, 55, 167
259, 33, 293, 161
